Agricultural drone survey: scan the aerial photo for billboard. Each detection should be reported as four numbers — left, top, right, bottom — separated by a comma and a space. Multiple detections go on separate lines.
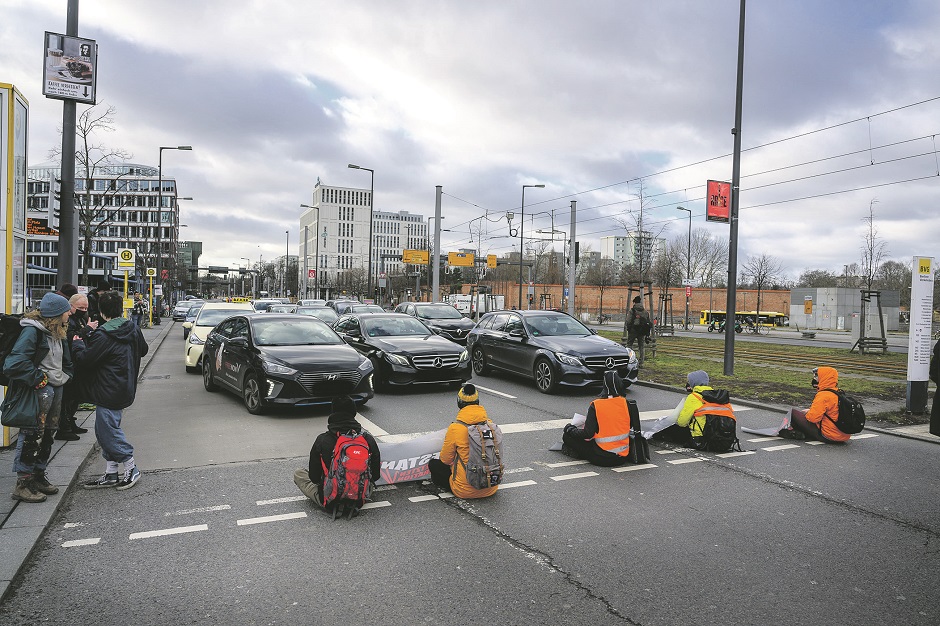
448, 252, 475, 267
706, 179, 731, 223
42, 31, 98, 104
402, 249, 429, 264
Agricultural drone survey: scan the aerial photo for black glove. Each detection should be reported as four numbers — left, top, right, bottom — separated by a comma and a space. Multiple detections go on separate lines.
564, 423, 578, 434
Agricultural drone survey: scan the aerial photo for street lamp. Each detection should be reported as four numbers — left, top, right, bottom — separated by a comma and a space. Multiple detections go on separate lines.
677, 206, 692, 329
348, 163, 374, 301
519, 184, 545, 309
154, 145, 192, 324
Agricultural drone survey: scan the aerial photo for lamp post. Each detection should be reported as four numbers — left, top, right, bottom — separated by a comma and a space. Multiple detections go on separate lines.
677, 206, 692, 329
156, 145, 192, 324
172, 196, 192, 303
348, 164, 374, 302
301, 203, 320, 301
519, 184, 545, 309
240, 257, 250, 295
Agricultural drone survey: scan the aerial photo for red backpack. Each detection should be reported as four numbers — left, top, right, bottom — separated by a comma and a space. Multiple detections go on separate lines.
321, 431, 373, 520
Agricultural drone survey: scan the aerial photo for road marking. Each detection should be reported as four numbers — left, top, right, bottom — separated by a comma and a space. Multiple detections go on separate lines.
129, 524, 209, 540
63, 522, 84, 529
612, 464, 658, 472
762, 444, 801, 451
62, 538, 100, 548
409, 495, 441, 503
376, 431, 436, 444
236, 512, 307, 526
546, 459, 589, 468
474, 385, 516, 399
656, 450, 678, 455
505, 466, 534, 474
716, 451, 757, 458
499, 479, 537, 489
805, 441, 825, 446
668, 458, 706, 465
361, 501, 392, 510
356, 413, 389, 437
257, 495, 307, 506
550, 471, 598, 481
748, 436, 782, 442
853, 433, 878, 439
166, 504, 231, 516
373, 484, 399, 491
501, 419, 569, 434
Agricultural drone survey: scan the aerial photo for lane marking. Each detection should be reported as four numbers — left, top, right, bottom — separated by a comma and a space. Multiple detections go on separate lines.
376, 431, 435, 444
409, 495, 440, 503
166, 504, 231, 517
668, 458, 706, 465
505, 466, 534, 474
62, 538, 100, 548
546, 460, 589, 468
63, 522, 84, 529
762, 444, 801, 451
129, 524, 209, 540
804, 440, 825, 445
656, 450, 678, 455
473, 385, 516, 399
257, 495, 307, 506
641, 406, 752, 421
748, 436, 782, 442
501, 419, 569, 434
355, 413, 389, 437
612, 464, 658, 472
499, 479, 537, 489
853, 433, 878, 439
550, 471, 599, 481
361, 501, 392, 510
716, 451, 757, 458
373, 484, 399, 491
237, 512, 306, 526
438, 492, 454, 499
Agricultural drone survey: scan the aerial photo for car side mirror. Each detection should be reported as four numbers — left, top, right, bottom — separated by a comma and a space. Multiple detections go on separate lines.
346, 327, 361, 337
509, 328, 526, 338
228, 336, 248, 348
589, 328, 597, 335
182, 322, 192, 329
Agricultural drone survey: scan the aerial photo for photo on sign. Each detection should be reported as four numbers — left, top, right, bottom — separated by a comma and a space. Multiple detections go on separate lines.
42, 31, 97, 104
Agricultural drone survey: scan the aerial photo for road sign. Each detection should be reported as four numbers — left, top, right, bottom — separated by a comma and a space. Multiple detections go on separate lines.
487, 254, 497, 269
146, 267, 156, 277
447, 252, 474, 267
117, 248, 135, 269
686, 286, 692, 298
403, 249, 429, 264
681, 278, 699, 287
307, 269, 316, 279
804, 296, 813, 314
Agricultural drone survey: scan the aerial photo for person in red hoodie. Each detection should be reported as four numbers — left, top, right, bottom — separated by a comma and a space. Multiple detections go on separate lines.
779, 366, 850, 443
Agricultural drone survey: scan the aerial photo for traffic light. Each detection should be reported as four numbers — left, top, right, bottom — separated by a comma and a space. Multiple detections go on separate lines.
568, 241, 580, 266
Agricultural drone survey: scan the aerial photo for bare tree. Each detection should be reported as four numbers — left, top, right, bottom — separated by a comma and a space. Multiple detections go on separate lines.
650, 238, 686, 312
612, 179, 665, 283
860, 199, 889, 291
583, 258, 618, 317
741, 253, 784, 323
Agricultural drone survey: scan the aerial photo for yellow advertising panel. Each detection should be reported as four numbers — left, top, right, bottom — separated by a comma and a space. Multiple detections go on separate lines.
402, 249, 429, 264
487, 254, 497, 269
803, 297, 813, 315
448, 252, 475, 267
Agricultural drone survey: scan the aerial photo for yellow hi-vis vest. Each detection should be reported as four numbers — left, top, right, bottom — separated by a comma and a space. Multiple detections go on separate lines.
591, 396, 631, 456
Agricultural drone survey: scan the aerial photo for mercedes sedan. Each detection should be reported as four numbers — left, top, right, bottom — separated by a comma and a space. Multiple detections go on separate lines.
466, 310, 638, 394
394, 302, 476, 345
332, 312, 471, 391
201, 313, 374, 414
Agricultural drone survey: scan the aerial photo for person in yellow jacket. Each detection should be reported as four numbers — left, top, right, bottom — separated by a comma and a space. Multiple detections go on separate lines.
651, 370, 714, 446
779, 366, 850, 443
562, 371, 633, 467
427, 383, 499, 499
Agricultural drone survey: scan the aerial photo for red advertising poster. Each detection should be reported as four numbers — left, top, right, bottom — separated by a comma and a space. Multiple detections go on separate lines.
706, 180, 731, 223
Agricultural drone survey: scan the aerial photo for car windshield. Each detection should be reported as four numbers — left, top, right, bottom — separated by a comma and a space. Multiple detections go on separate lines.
186, 304, 203, 316
252, 318, 343, 346
351, 305, 384, 313
269, 305, 296, 313
196, 308, 247, 326
415, 304, 463, 320
526, 314, 590, 337
297, 307, 338, 322
362, 316, 431, 337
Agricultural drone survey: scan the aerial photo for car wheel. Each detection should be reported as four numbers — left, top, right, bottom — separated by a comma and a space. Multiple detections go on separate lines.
471, 347, 490, 376
242, 373, 266, 415
203, 360, 218, 392
534, 358, 557, 394
369, 357, 388, 392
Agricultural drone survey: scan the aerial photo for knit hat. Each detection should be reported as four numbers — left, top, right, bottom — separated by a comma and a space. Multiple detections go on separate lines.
57, 283, 78, 298
687, 370, 709, 388
602, 370, 626, 397
633, 296, 642, 304
96, 281, 111, 292
457, 383, 479, 408
329, 395, 357, 420
39, 292, 71, 318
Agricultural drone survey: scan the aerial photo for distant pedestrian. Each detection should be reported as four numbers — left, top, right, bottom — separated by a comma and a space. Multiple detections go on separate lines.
72, 291, 149, 490
131, 293, 146, 327
626, 296, 652, 365
3, 293, 73, 503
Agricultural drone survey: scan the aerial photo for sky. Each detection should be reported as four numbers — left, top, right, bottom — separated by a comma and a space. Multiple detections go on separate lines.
2, 0, 939, 282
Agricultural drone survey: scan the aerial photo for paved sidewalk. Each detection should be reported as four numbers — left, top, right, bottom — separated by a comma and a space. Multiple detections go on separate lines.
0, 318, 174, 601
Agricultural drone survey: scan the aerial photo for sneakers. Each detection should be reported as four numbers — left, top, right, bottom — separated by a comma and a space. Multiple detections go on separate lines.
12, 476, 47, 503
31, 472, 59, 495
778, 428, 806, 440
84, 473, 119, 489
116, 467, 141, 491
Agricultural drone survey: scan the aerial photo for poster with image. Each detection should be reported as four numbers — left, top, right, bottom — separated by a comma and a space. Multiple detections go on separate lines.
42, 31, 97, 104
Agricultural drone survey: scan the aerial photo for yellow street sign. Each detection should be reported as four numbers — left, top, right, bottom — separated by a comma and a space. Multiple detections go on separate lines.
117, 248, 136, 269
402, 249, 429, 264
487, 254, 497, 269
146, 267, 156, 277
448, 252, 475, 267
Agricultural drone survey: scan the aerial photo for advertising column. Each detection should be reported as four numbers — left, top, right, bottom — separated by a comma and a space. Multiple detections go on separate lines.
906, 256, 935, 413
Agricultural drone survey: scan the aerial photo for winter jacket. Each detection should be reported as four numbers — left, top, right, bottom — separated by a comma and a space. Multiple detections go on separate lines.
439, 404, 498, 499
308, 415, 382, 486
626, 305, 651, 337
71, 317, 148, 410
676, 384, 711, 436
2, 322, 74, 426
805, 366, 849, 442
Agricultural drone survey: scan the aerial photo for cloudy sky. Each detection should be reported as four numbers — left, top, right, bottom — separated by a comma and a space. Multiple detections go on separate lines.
3, 0, 938, 281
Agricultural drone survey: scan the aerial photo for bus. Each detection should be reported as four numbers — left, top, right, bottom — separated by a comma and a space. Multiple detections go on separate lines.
699, 310, 788, 326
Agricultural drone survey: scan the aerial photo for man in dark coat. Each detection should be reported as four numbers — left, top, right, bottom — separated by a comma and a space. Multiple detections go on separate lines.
86, 281, 110, 325
625, 296, 652, 365
72, 290, 148, 491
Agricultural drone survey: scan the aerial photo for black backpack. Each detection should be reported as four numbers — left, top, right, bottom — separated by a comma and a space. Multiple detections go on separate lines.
824, 389, 866, 434
0, 313, 24, 387
626, 398, 651, 464
692, 389, 742, 453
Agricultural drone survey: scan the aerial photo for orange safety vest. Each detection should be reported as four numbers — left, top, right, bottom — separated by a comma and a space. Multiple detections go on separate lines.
691, 397, 736, 437
591, 396, 632, 456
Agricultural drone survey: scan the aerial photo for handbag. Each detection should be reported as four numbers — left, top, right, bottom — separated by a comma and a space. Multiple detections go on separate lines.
1, 382, 40, 429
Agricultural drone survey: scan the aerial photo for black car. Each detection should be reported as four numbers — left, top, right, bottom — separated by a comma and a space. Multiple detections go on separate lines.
296, 305, 338, 324
466, 310, 638, 394
394, 302, 476, 345
201, 313, 374, 414
332, 312, 471, 391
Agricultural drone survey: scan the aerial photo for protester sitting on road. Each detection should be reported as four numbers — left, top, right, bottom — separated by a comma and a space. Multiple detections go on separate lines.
779, 366, 850, 443
3, 292, 74, 503
427, 383, 502, 499
293, 396, 381, 512
651, 370, 722, 447
73, 291, 149, 490
562, 371, 634, 467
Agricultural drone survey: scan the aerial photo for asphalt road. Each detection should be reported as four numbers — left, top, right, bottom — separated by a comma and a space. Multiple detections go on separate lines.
0, 327, 936, 626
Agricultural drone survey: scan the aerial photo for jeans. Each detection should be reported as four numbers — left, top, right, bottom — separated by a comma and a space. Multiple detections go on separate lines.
132, 313, 142, 327
95, 406, 134, 463
14, 385, 63, 475
293, 468, 322, 503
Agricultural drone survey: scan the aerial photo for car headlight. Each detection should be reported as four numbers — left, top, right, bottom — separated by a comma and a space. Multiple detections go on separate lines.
188, 334, 204, 345
261, 358, 297, 376
458, 350, 469, 363
555, 352, 582, 367
386, 353, 410, 366
357, 358, 373, 373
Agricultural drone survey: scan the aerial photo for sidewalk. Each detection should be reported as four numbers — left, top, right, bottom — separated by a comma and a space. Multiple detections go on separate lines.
0, 319, 174, 602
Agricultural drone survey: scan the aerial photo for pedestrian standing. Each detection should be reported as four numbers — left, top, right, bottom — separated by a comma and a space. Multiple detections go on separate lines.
131, 293, 146, 328
55, 293, 99, 441
72, 291, 149, 490
2, 292, 73, 503
626, 296, 652, 365
87, 281, 110, 324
